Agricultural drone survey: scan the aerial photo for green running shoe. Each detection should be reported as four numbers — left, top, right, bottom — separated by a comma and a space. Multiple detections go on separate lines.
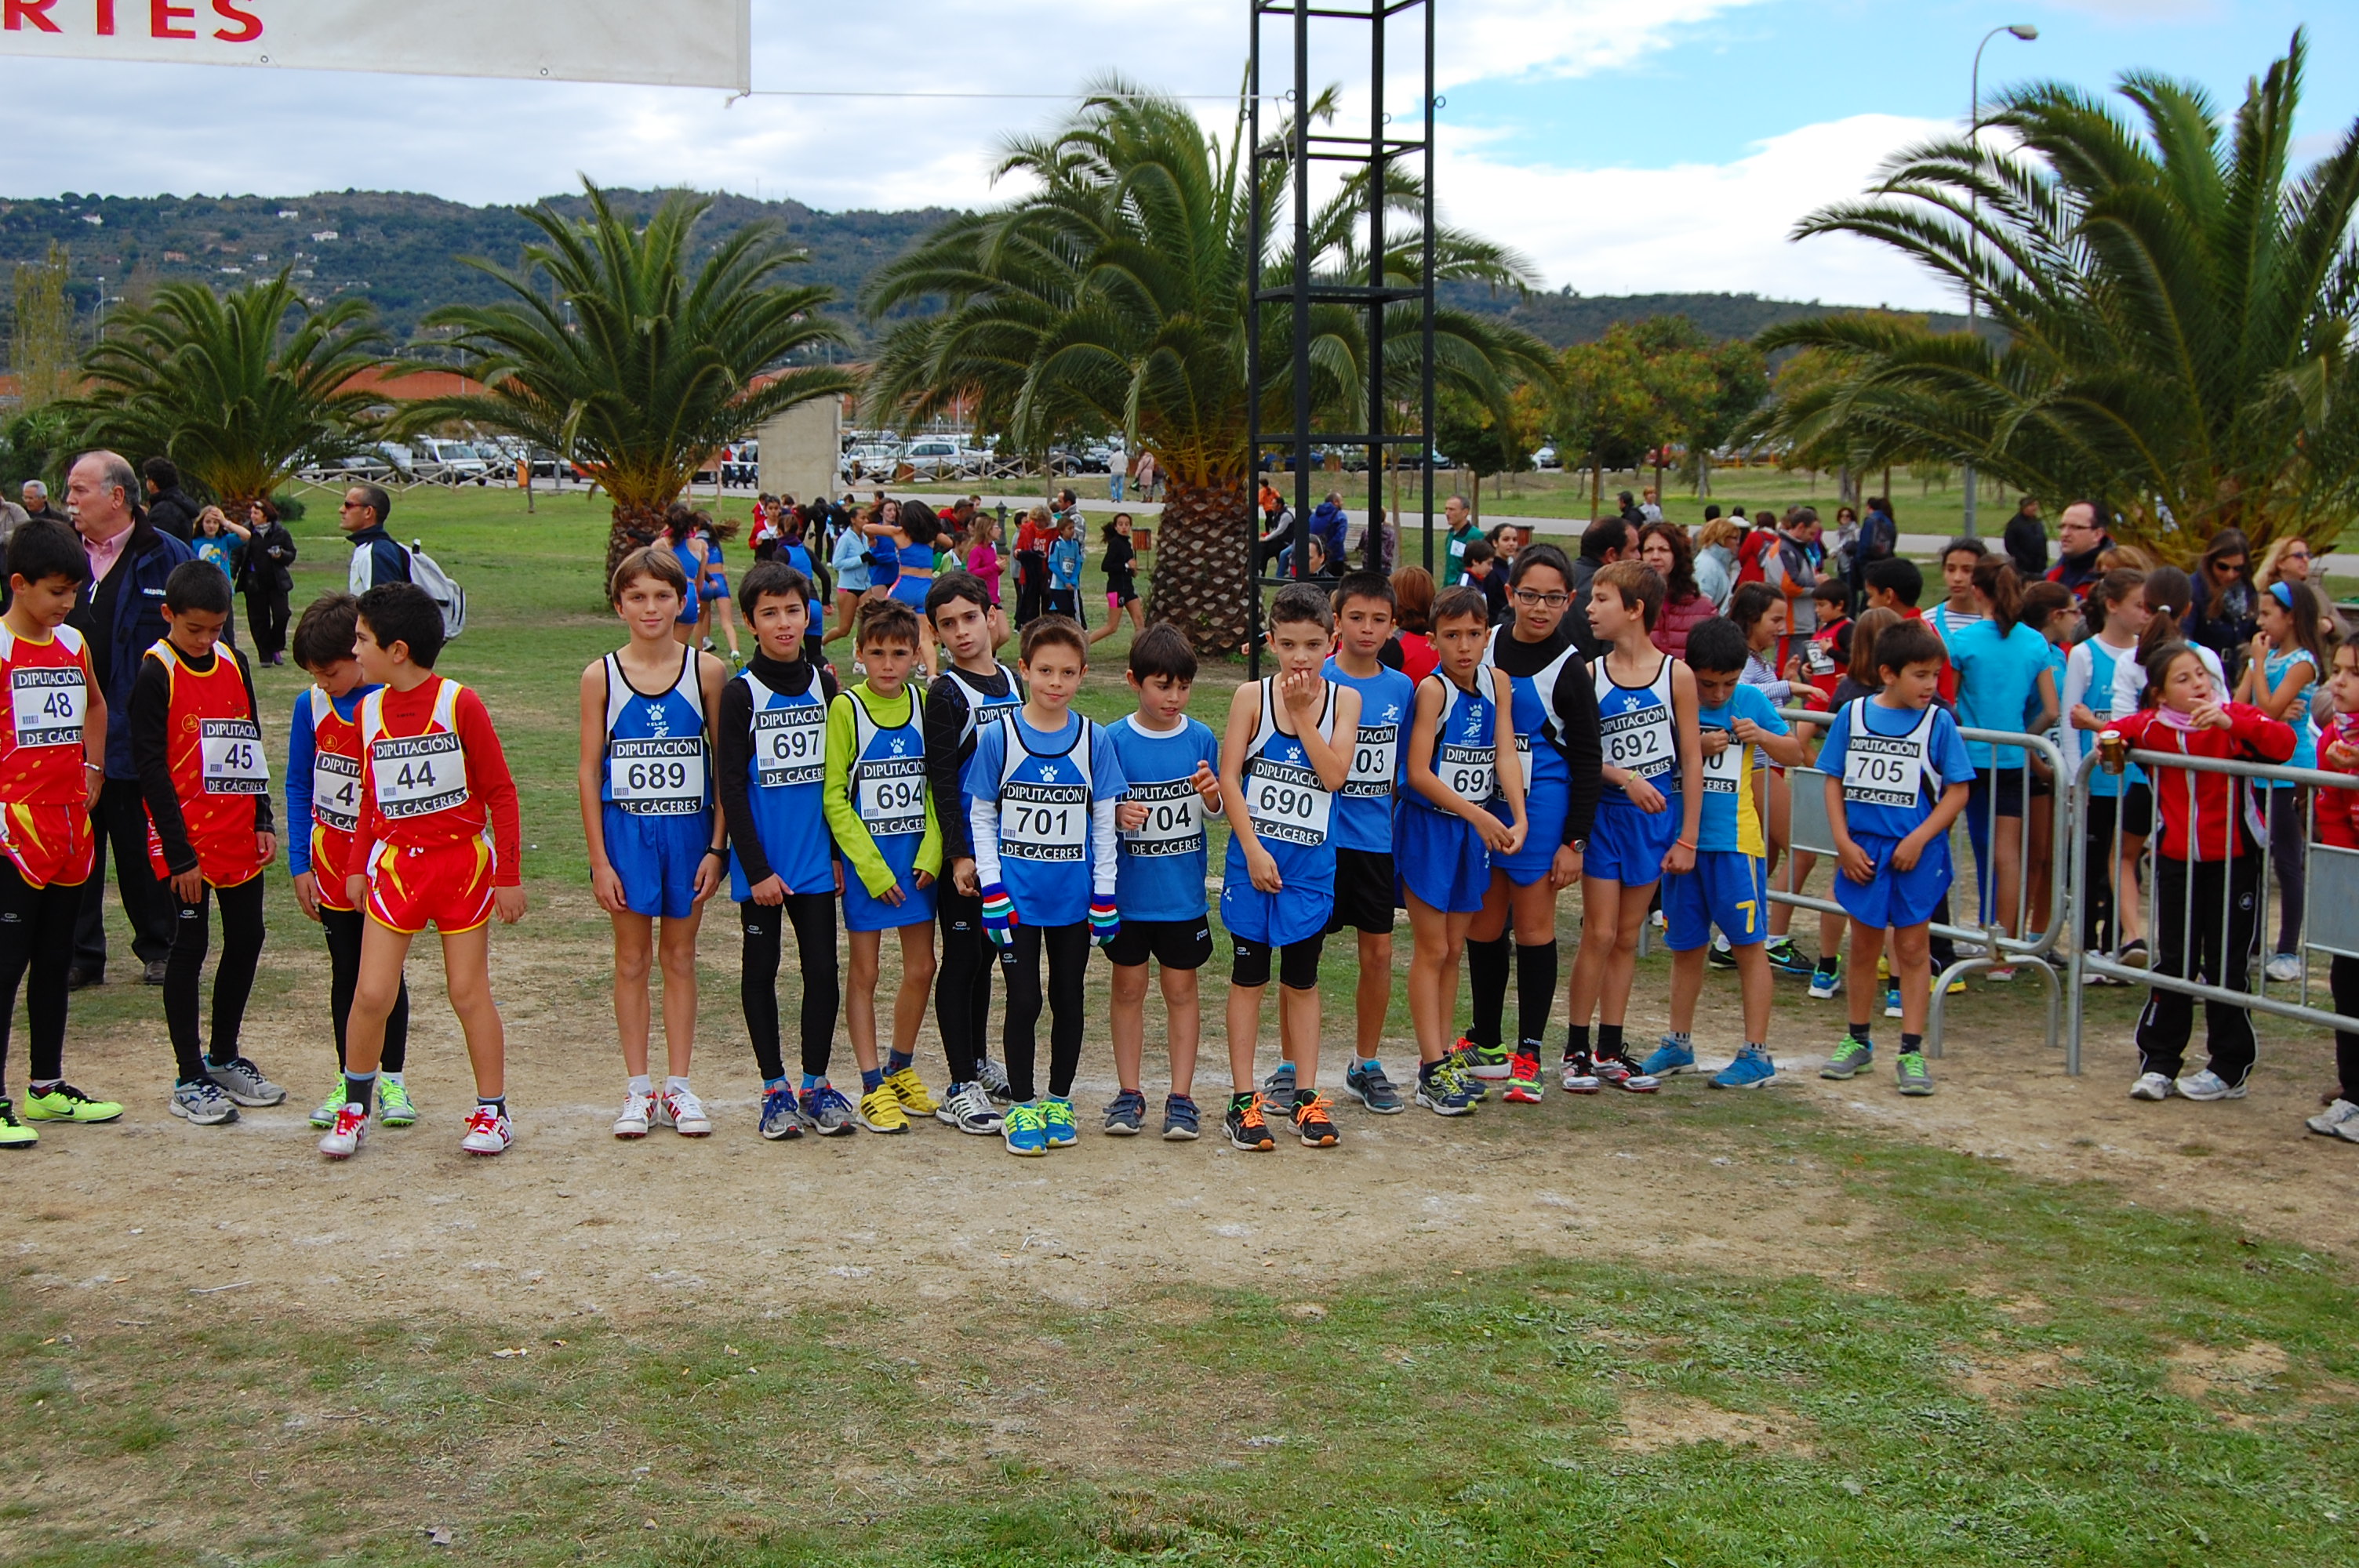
20, 1083, 125, 1123
0, 1097, 35, 1149
1820, 1035, 1876, 1081
309, 1080, 347, 1129
1460, 1042, 1513, 1081
1895, 1051, 1936, 1097
376, 1076, 419, 1127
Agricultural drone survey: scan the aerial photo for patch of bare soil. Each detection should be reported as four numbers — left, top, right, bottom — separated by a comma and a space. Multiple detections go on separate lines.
1607, 1392, 1814, 1455
1952, 1348, 2085, 1410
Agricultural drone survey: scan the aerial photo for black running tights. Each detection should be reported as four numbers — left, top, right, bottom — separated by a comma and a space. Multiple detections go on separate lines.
0, 861, 83, 1094
935, 884, 997, 1084
165, 875, 267, 1084
320, 905, 407, 1075
1000, 920, 1088, 1102
741, 893, 840, 1082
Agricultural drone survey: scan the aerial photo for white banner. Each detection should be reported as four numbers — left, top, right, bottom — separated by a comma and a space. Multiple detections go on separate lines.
0, 0, 751, 90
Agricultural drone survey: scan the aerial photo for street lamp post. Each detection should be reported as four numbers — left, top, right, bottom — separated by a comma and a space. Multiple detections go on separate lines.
1962, 21, 2037, 540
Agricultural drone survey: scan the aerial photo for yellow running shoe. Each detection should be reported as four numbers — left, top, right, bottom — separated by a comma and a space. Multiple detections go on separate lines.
857, 1084, 911, 1134
20, 1083, 125, 1123
883, 1066, 937, 1116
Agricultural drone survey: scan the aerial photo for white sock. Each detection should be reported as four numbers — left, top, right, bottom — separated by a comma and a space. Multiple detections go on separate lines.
665, 1075, 691, 1095
627, 1074, 652, 1096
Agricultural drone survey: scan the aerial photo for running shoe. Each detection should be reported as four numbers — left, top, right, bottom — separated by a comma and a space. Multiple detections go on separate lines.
1808, 962, 1842, 1000
309, 1080, 347, 1129
1560, 1051, 1602, 1094
0, 1097, 36, 1149
1003, 1099, 1048, 1156
1986, 966, 2019, 984
936, 1082, 1005, 1136
2306, 1098, 2359, 1141
2265, 952, 2303, 984
1503, 1051, 1546, 1103
1707, 937, 1739, 971
884, 1066, 938, 1116
1446, 1045, 1492, 1102
376, 1076, 418, 1128
2119, 939, 2150, 968
1765, 937, 1814, 977
612, 1088, 654, 1139
1225, 1094, 1276, 1151
975, 1055, 1014, 1102
1946, 976, 1968, 996
1639, 1037, 1696, 1077
169, 1079, 238, 1125
2175, 1069, 2246, 1102
759, 1086, 806, 1141
1460, 1043, 1514, 1081
1041, 1095, 1078, 1148
1343, 1058, 1404, 1114
460, 1104, 513, 1156
1885, 985, 1903, 1019
858, 1085, 911, 1133
1415, 1061, 1478, 1116
1820, 1036, 1875, 1080
20, 1083, 124, 1123
2129, 1072, 2175, 1102
1594, 1052, 1660, 1094
1292, 1093, 1339, 1148
1103, 1088, 1147, 1137
803, 1083, 860, 1136
1895, 1051, 1935, 1096
1161, 1094, 1201, 1141
1260, 1060, 1297, 1102
205, 1057, 285, 1107
1712, 1046, 1777, 1090
318, 1102, 367, 1160
657, 1086, 713, 1137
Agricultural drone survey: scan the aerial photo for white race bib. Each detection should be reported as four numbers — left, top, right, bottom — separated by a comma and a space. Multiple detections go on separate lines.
1842, 737, 1925, 808
1602, 707, 1675, 779
371, 731, 471, 818
10, 667, 83, 749
1438, 741, 1494, 805
1001, 780, 1089, 861
1245, 757, 1332, 846
199, 719, 269, 795
754, 705, 824, 788
855, 757, 927, 837
312, 751, 361, 833
1121, 779, 1203, 858
610, 738, 707, 816
1701, 729, 1744, 794
1343, 726, 1399, 800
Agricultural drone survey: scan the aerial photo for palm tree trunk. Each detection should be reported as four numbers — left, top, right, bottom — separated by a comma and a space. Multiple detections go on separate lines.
608, 502, 667, 585
1147, 477, 1253, 654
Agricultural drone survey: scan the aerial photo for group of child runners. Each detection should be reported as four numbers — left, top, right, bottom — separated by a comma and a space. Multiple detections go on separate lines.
0, 508, 2352, 1160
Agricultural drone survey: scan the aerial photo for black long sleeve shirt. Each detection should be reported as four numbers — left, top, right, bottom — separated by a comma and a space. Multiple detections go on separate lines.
715, 651, 838, 887
925, 662, 1020, 864
129, 641, 272, 877
1491, 624, 1605, 848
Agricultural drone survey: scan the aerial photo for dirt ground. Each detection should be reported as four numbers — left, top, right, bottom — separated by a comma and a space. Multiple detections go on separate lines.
14, 887, 2357, 1334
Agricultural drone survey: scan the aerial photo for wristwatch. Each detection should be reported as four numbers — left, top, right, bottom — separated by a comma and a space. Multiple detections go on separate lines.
1568, 838, 1587, 854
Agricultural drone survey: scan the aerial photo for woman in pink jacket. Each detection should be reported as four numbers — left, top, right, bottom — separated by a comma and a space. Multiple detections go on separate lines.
1641, 521, 1715, 659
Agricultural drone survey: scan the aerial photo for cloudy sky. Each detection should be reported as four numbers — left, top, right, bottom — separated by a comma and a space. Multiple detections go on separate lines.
0, 0, 2350, 310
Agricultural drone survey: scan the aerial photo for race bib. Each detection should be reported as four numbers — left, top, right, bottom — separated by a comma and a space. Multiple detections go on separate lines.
1121, 779, 1203, 858
10, 667, 83, 749
199, 719, 269, 795
1803, 640, 1837, 677
1842, 734, 1925, 809
610, 738, 707, 816
371, 731, 470, 819
1001, 780, 1089, 861
1701, 729, 1744, 794
1343, 725, 1399, 800
1602, 706, 1675, 779
312, 751, 362, 833
854, 755, 927, 837
753, 704, 824, 788
1438, 741, 1494, 805
1245, 757, 1332, 846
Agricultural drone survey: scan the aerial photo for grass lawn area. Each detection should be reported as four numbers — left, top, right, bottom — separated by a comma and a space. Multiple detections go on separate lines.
5, 484, 2354, 1566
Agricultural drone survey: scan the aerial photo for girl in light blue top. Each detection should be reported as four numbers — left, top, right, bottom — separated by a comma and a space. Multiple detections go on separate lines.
2238, 579, 2332, 976
1944, 558, 2060, 959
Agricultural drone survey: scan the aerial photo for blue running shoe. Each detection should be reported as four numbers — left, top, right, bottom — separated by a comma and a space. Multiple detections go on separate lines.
1161, 1094, 1201, 1141
1003, 1100, 1049, 1156
1041, 1095, 1078, 1147
1102, 1088, 1147, 1137
759, 1087, 805, 1141
1712, 1046, 1777, 1090
1883, 985, 1902, 1020
1640, 1036, 1696, 1076
1343, 1058, 1404, 1114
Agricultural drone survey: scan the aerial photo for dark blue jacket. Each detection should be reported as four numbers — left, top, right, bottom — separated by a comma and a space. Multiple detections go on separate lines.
347, 522, 412, 592
78, 519, 194, 779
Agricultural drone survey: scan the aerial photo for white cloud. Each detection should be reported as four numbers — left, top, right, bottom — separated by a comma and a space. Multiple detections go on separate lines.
1430, 0, 1768, 89
1437, 112, 1964, 308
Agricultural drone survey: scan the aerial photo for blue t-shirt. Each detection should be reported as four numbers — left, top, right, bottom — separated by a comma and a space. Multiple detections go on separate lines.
968, 711, 1128, 926
1694, 682, 1787, 856
1819, 697, 1976, 841
1321, 656, 1416, 854
831, 528, 871, 593
2265, 648, 2318, 771
1946, 619, 2053, 769
1106, 713, 1222, 922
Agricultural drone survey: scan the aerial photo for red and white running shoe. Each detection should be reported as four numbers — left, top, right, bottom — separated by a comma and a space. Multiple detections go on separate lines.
1594, 1052, 1661, 1093
318, 1103, 368, 1160
656, 1086, 712, 1137
461, 1105, 513, 1156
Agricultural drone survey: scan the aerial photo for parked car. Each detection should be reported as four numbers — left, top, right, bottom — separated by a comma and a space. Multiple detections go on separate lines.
412, 437, 492, 485
900, 437, 976, 479
1531, 445, 1561, 470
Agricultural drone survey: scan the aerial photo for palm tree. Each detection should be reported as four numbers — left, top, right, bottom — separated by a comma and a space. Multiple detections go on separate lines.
402, 182, 857, 576
1757, 30, 2359, 560
862, 80, 1550, 651
69, 273, 391, 512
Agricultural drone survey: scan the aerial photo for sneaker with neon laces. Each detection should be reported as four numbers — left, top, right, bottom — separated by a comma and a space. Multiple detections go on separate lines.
803, 1083, 860, 1135
2306, 1098, 2359, 1140
1414, 1059, 1478, 1116
376, 1076, 418, 1128
858, 1084, 910, 1133
657, 1086, 713, 1137
1103, 1088, 1147, 1136
1712, 1046, 1777, 1089
1343, 1058, 1403, 1113
205, 1056, 285, 1107
1161, 1094, 1201, 1140
975, 1055, 1014, 1102
1503, 1051, 1546, 1103
759, 1086, 807, 1141
2129, 1072, 2175, 1102
1041, 1095, 1078, 1147
318, 1102, 367, 1159
1002, 1100, 1048, 1156
936, 1083, 1005, 1135
460, 1104, 513, 1155
1260, 1060, 1297, 1102
169, 1079, 238, 1124
1560, 1051, 1602, 1094
309, 1080, 347, 1129
1639, 1036, 1696, 1076
1446, 1045, 1492, 1101
612, 1088, 654, 1139
1765, 937, 1813, 977
1225, 1094, 1276, 1150
0, 1097, 37, 1149
1895, 1051, 1935, 1096
1594, 1052, 1660, 1093
1291, 1092, 1339, 1147
1820, 1035, 1875, 1080
2175, 1069, 2245, 1102
1460, 1043, 1513, 1080
1884, 985, 1902, 1019
884, 1066, 938, 1116
1808, 961, 1842, 1000
20, 1083, 125, 1123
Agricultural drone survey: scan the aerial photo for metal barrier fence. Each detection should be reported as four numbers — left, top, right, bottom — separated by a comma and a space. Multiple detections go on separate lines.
2065, 746, 2359, 1077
